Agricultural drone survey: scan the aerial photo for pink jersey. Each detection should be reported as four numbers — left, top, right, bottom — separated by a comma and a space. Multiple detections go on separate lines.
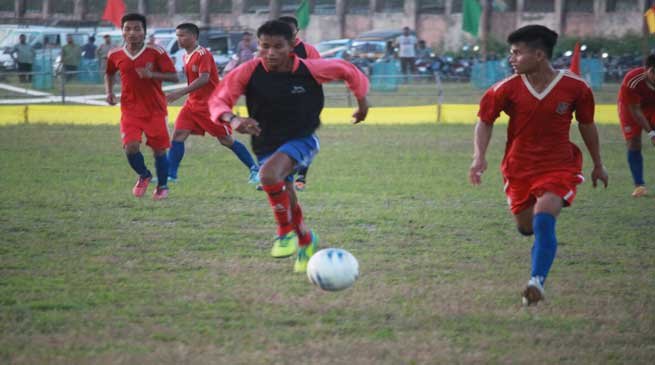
478, 70, 595, 179
618, 67, 655, 114
183, 46, 220, 112
106, 44, 176, 117
294, 38, 321, 59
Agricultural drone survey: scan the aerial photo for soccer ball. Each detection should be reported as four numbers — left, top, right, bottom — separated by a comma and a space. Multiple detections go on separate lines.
307, 248, 359, 291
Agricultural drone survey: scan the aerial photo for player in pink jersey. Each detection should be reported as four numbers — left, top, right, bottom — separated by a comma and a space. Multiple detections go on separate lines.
165, 23, 259, 185
469, 25, 608, 305
105, 13, 179, 200
617, 56, 655, 197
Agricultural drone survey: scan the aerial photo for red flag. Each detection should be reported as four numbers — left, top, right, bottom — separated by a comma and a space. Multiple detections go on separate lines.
102, 0, 126, 29
569, 42, 581, 75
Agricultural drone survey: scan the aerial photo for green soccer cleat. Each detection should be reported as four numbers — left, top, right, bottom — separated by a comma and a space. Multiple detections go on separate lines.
271, 231, 298, 258
294, 231, 319, 273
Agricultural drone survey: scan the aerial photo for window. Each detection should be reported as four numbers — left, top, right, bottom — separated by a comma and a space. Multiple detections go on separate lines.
148, 0, 168, 14
524, 0, 554, 12
210, 0, 233, 13
606, 0, 639, 12
564, 0, 593, 12
451, 0, 462, 13
314, 0, 336, 14
418, 0, 445, 14
245, 0, 269, 13
377, 0, 404, 13
494, 0, 516, 12
25, 0, 41, 12
52, 0, 73, 13
348, 0, 370, 14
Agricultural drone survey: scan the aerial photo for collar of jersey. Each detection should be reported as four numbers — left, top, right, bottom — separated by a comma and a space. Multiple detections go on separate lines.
122, 43, 147, 61
520, 69, 564, 101
184, 45, 202, 65
259, 54, 301, 73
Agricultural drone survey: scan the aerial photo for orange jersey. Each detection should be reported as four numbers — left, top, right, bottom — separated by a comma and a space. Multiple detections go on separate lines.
183, 46, 220, 112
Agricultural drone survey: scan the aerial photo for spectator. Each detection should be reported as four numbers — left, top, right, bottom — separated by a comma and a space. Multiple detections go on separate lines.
82, 36, 97, 60
396, 26, 417, 82
96, 34, 114, 72
235, 31, 257, 65
13, 34, 35, 83
416, 40, 432, 62
61, 34, 82, 81
382, 40, 395, 61
147, 34, 157, 46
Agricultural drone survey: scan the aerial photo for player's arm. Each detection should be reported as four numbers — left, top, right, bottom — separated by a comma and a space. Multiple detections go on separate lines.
578, 122, 608, 188
166, 72, 210, 103
305, 43, 321, 59
104, 56, 117, 105
208, 60, 260, 135
469, 121, 493, 185
627, 103, 655, 146
304, 58, 370, 123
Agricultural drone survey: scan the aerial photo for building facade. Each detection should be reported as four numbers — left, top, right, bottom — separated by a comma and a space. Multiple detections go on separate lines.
0, 0, 650, 50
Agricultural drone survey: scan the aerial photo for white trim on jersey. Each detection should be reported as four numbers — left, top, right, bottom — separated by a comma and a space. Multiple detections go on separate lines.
520, 70, 565, 101
493, 73, 520, 92
122, 43, 147, 61
184, 45, 202, 65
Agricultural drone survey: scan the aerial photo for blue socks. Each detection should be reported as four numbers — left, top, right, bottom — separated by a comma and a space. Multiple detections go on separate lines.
167, 140, 185, 179
126, 152, 150, 178
530, 213, 557, 285
154, 154, 169, 187
627, 149, 645, 186
229, 139, 257, 170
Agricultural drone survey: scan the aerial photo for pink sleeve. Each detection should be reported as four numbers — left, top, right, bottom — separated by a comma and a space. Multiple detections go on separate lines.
305, 43, 321, 59
575, 83, 595, 124
477, 84, 506, 124
208, 59, 258, 122
198, 52, 214, 74
157, 51, 176, 73
303, 59, 369, 99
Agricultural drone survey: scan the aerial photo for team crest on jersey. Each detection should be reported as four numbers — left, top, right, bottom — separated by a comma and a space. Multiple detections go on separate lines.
555, 102, 570, 115
291, 85, 306, 94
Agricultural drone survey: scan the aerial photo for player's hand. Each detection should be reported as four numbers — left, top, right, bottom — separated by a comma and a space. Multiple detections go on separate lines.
591, 165, 608, 188
650, 133, 655, 147
166, 90, 183, 104
135, 66, 152, 79
352, 98, 369, 124
469, 157, 487, 185
232, 116, 261, 136
106, 93, 117, 105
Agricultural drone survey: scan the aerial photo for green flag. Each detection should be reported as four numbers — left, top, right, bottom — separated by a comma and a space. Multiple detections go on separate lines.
296, 0, 310, 30
462, 0, 482, 37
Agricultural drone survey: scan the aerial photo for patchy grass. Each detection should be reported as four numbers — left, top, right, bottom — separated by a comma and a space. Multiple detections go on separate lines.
0, 123, 653, 364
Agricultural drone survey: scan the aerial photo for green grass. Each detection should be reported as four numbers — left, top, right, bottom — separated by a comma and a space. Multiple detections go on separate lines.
0, 123, 653, 364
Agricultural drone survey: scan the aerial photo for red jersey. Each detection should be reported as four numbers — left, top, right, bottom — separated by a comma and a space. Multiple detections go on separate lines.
183, 45, 219, 111
478, 70, 595, 179
106, 44, 176, 117
618, 67, 655, 114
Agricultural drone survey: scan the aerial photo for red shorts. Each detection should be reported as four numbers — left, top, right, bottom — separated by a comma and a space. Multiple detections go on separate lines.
503, 171, 585, 215
618, 103, 655, 140
174, 106, 232, 138
120, 114, 170, 150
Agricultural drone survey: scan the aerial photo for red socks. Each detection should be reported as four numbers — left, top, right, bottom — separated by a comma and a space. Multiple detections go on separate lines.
292, 203, 312, 246
262, 182, 293, 237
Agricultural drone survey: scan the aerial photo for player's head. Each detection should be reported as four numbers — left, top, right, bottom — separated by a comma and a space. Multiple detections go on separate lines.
121, 13, 147, 45
507, 25, 558, 74
176, 23, 199, 49
278, 16, 299, 37
257, 20, 294, 70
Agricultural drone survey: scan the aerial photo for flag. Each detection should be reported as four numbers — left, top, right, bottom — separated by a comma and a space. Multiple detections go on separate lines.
296, 0, 310, 30
570, 42, 581, 75
645, 6, 655, 34
462, 0, 482, 37
102, 0, 126, 29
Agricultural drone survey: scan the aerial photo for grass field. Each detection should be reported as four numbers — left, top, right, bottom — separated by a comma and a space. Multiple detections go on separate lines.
1, 122, 654, 364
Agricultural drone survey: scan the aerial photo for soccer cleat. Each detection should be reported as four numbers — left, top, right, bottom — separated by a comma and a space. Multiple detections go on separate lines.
248, 167, 260, 185
294, 180, 306, 191
271, 231, 298, 258
632, 185, 647, 197
152, 186, 169, 200
294, 231, 318, 273
132, 175, 152, 197
256, 184, 264, 191
522, 276, 545, 306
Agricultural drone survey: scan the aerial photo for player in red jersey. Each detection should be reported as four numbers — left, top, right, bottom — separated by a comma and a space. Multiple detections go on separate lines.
617, 55, 655, 197
469, 25, 608, 305
165, 23, 259, 185
209, 20, 369, 273
278, 16, 320, 192
105, 13, 179, 200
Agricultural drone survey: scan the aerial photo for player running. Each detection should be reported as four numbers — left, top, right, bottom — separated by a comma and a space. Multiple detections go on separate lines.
469, 25, 608, 305
209, 20, 369, 272
617, 55, 655, 197
278, 16, 320, 191
165, 23, 259, 184
105, 13, 179, 200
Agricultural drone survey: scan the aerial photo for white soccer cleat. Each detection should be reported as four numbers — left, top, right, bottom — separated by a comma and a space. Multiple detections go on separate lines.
522, 276, 545, 306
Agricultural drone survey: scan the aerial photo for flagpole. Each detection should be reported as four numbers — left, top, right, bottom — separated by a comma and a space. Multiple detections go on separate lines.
480, 0, 492, 61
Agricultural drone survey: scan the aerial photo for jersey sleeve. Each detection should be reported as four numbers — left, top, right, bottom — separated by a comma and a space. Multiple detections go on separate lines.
303, 58, 369, 100
574, 83, 595, 124
208, 59, 258, 122
477, 83, 507, 124
156, 51, 176, 73
198, 52, 215, 74
620, 82, 642, 105
304, 43, 321, 59
106, 52, 118, 76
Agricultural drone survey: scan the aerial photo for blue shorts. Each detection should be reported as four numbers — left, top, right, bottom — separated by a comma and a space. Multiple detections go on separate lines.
257, 134, 320, 182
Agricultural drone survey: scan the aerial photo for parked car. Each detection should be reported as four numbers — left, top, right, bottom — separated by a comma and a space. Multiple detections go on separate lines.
349, 29, 415, 62
315, 38, 351, 59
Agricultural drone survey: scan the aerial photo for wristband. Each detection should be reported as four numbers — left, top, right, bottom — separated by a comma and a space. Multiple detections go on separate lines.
648, 130, 655, 139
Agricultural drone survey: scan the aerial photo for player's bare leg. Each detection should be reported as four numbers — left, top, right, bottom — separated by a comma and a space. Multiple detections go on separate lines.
627, 136, 647, 197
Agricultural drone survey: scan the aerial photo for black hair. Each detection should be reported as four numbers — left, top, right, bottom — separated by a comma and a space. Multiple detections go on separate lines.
278, 16, 298, 28
176, 23, 199, 38
257, 20, 293, 42
507, 25, 558, 59
89, 36, 95, 42
646, 54, 655, 69
121, 13, 147, 33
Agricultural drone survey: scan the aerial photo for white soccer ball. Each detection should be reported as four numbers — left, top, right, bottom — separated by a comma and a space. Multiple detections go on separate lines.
307, 248, 359, 291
